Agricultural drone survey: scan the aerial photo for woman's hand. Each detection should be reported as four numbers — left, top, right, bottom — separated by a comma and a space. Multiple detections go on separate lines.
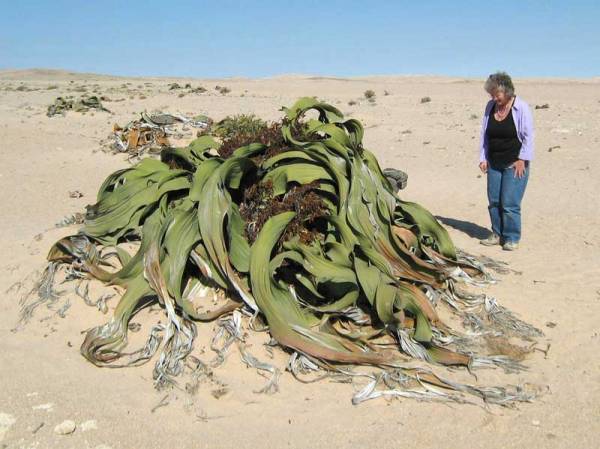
479, 161, 488, 173
512, 159, 526, 178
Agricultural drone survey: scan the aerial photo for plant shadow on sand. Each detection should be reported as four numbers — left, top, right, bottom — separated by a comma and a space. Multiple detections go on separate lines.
436, 216, 490, 240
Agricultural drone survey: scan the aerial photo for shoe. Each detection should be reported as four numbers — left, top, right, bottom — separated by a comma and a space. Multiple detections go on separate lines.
502, 241, 519, 251
480, 233, 500, 246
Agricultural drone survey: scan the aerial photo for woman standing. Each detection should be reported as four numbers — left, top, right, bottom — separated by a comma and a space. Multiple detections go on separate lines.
478, 72, 534, 251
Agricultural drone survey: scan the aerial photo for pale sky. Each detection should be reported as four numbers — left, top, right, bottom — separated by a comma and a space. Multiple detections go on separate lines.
1, 0, 599, 77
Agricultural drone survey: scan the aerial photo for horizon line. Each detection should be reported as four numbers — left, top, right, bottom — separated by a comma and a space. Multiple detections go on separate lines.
1, 67, 599, 82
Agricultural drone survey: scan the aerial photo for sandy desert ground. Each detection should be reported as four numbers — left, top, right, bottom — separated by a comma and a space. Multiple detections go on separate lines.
0, 69, 599, 449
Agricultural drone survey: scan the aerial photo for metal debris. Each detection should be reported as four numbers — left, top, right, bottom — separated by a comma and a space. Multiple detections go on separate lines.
104, 112, 212, 160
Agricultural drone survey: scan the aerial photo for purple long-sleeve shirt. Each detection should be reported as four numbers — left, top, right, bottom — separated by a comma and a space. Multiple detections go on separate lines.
479, 96, 534, 163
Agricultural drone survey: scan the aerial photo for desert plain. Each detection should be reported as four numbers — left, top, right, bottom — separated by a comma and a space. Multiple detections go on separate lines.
0, 69, 599, 449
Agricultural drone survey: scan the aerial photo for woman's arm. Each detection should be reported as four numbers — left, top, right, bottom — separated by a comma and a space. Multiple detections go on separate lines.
511, 101, 534, 178
478, 101, 493, 163
518, 102, 534, 161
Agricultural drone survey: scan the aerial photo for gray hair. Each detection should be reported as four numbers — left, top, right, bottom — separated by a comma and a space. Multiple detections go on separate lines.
484, 72, 515, 97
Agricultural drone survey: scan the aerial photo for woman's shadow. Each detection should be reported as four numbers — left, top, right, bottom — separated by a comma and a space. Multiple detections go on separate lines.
436, 216, 489, 240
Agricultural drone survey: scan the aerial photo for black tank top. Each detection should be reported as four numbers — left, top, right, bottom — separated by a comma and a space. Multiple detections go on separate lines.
486, 104, 521, 168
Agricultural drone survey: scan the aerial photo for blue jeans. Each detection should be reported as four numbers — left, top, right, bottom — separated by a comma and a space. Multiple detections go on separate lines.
486, 163, 529, 243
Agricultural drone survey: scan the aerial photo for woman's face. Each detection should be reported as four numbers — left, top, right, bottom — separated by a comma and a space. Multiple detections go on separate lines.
490, 89, 510, 107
